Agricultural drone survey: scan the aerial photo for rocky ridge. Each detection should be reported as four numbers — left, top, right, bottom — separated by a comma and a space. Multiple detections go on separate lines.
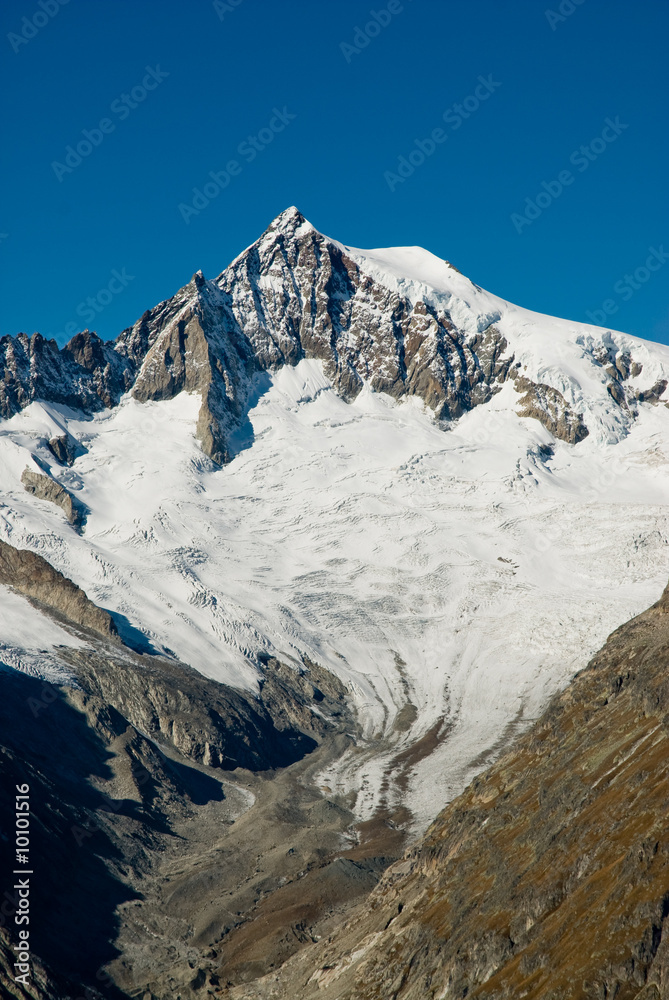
20, 466, 85, 527
511, 374, 589, 444
0, 537, 116, 638
5, 207, 665, 465
0, 542, 376, 999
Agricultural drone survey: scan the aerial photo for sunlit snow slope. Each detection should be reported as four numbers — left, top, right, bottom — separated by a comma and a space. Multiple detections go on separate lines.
2, 210, 669, 832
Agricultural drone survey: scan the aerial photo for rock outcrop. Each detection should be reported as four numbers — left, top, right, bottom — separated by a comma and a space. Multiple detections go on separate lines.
0, 537, 116, 638
0, 207, 618, 466
20, 467, 85, 527
637, 378, 669, 406
129, 276, 255, 464
591, 343, 669, 413
512, 374, 589, 443
46, 433, 77, 466
0, 329, 133, 418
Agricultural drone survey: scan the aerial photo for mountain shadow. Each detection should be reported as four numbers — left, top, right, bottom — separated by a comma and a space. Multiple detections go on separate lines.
0, 667, 135, 997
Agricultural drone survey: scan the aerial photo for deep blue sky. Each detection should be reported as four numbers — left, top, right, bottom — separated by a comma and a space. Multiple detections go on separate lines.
1, 0, 667, 346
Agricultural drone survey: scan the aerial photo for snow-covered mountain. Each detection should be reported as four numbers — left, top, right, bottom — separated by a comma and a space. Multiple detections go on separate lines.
2, 206, 669, 834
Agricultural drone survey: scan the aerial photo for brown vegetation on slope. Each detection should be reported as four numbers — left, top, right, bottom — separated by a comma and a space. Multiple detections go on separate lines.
232, 583, 669, 1000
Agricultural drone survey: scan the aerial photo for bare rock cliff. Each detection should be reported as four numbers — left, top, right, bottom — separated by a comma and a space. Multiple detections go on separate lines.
0, 538, 116, 639
20, 467, 85, 527
0, 208, 588, 467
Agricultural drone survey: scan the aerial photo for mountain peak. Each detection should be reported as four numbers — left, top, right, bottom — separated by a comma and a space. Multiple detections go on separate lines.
2, 210, 669, 464
268, 205, 312, 233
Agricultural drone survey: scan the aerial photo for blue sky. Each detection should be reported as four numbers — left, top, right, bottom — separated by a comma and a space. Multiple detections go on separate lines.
1, 0, 667, 346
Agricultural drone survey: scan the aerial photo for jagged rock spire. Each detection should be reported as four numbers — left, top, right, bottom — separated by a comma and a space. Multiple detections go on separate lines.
3, 207, 665, 461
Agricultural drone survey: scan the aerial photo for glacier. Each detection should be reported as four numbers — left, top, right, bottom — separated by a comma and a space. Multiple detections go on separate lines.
1, 208, 669, 833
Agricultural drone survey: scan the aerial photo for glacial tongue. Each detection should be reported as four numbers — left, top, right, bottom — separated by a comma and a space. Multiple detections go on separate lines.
223, 583, 669, 999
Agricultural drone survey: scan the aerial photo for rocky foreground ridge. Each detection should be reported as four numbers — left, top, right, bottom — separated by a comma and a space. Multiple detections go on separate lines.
0, 541, 391, 999
230, 582, 669, 1000
3, 207, 666, 465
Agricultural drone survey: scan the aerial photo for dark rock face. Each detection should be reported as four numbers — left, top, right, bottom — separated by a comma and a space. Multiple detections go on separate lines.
0, 538, 116, 638
217, 208, 515, 422
66, 647, 321, 774
233, 579, 669, 1000
0, 330, 133, 418
20, 467, 85, 527
512, 374, 589, 443
47, 433, 77, 466
0, 209, 525, 466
